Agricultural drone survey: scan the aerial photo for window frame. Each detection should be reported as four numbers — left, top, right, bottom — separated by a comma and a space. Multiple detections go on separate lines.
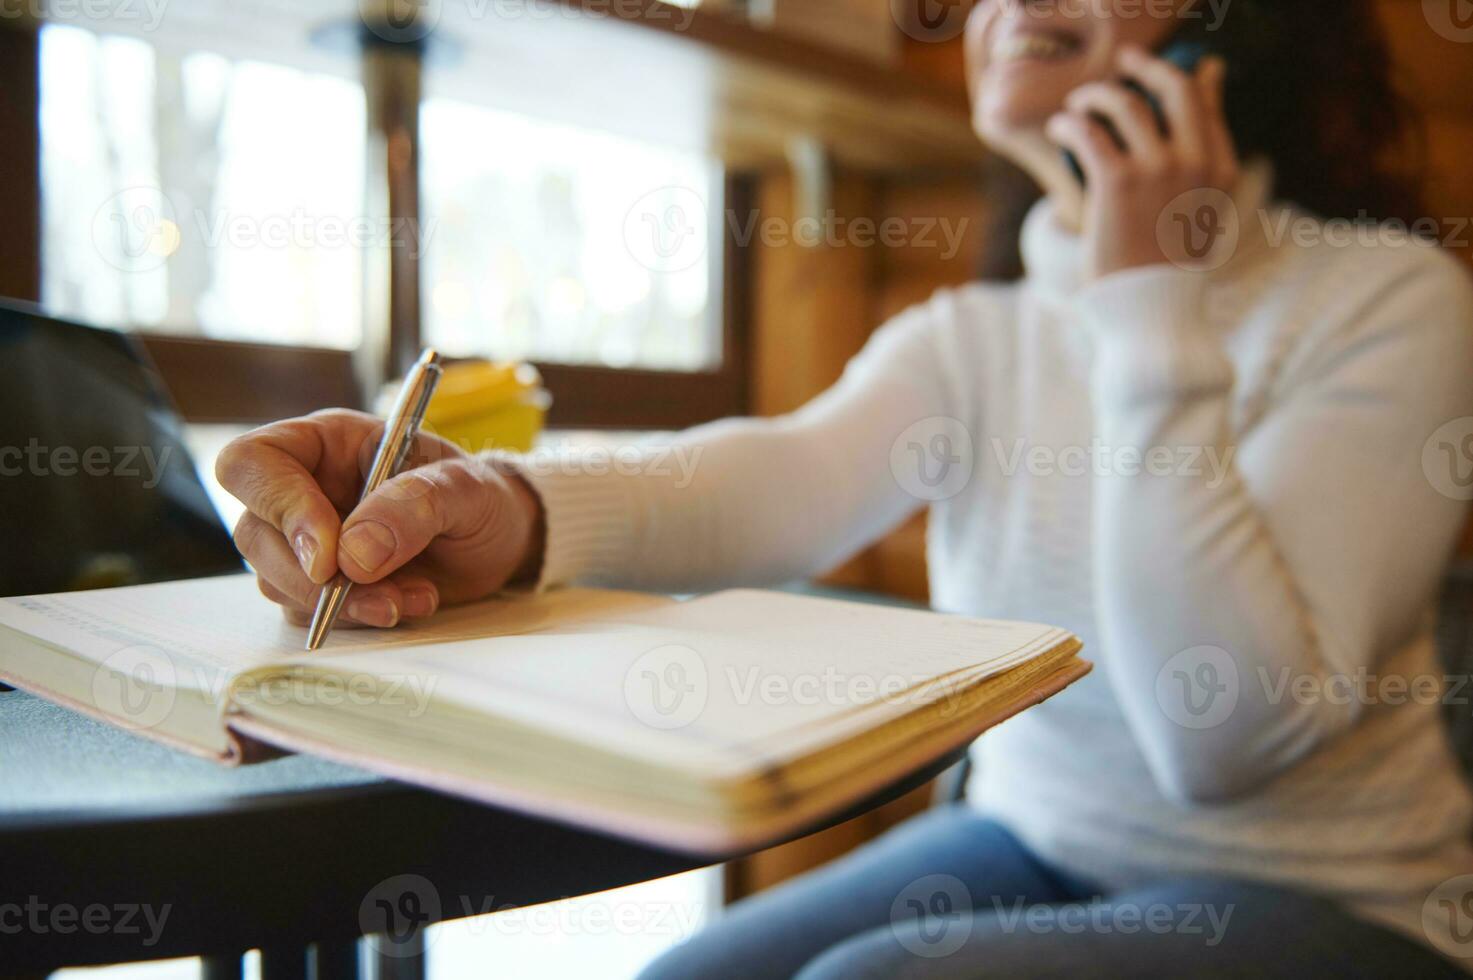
19, 21, 751, 432
0, 27, 40, 306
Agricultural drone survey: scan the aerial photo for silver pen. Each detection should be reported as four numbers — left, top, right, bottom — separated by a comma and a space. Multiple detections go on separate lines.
306, 348, 444, 651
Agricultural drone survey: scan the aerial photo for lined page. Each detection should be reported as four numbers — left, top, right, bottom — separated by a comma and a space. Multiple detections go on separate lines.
287, 590, 1072, 772
0, 574, 666, 693
0, 576, 1071, 774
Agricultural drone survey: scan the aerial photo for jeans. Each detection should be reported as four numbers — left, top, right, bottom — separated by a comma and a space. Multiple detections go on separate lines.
638, 805, 1463, 979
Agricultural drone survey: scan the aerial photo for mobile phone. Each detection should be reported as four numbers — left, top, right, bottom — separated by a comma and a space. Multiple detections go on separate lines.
1063, 40, 1216, 186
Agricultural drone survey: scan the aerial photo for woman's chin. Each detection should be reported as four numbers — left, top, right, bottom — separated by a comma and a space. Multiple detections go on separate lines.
972, 98, 1056, 151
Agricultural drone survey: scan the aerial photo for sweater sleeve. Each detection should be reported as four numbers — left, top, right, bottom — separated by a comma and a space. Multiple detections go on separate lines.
1081, 256, 1473, 805
508, 299, 957, 594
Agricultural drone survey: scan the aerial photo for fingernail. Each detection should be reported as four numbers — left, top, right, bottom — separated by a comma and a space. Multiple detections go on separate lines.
402, 587, 438, 618
348, 595, 400, 628
341, 521, 397, 574
292, 532, 318, 577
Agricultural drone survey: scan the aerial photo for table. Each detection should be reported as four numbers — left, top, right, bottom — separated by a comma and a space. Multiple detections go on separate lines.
1, 689, 958, 978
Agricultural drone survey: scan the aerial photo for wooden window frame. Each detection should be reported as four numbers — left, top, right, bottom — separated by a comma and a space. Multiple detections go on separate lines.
7, 16, 751, 431
0, 28, 40, 305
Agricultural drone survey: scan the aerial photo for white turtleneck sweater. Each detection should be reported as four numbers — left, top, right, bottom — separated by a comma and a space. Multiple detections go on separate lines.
517, 177, 1473, 958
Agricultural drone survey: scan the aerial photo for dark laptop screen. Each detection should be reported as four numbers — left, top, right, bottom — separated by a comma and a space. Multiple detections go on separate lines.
0, 303, 244, 596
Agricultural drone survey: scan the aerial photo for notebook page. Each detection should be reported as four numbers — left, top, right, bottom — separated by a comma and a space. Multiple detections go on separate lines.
283, 590, 1071, 774
0, 574, 666, 698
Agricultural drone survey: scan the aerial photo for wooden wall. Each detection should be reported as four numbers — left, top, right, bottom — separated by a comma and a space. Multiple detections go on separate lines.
1379, 0, 1473, 556
1379, 0, 1473, 269
732, 9, 982, 888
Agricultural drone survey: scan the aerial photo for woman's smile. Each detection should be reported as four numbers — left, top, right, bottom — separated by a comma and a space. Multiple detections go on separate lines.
989, 26, 1086, 67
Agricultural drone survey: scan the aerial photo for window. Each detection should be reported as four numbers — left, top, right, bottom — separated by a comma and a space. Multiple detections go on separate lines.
421, 98, 722, 372
39, 22, 728, 388
41, 25, 368, 348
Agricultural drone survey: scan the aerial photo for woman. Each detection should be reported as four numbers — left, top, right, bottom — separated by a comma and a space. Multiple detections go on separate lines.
218, 1, 1473, 975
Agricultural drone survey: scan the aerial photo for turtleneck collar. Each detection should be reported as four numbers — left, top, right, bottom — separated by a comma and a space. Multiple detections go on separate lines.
1019, 158, 1277, 302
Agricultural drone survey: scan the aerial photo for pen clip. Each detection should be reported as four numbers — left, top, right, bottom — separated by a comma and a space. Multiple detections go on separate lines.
392, 362, 442, 475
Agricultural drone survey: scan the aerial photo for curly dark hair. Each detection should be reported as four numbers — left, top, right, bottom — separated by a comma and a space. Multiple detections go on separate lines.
979, 0, 1425, 280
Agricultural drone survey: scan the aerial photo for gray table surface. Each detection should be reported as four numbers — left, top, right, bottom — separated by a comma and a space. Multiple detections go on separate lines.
1, 689, 382, 817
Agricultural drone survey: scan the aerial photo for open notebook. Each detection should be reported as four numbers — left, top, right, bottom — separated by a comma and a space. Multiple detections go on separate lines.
0, 575, 1087, 853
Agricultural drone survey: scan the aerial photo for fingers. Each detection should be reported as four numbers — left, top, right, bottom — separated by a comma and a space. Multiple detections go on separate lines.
343, 580, 406, 630
220, 406, 473, 631
1118, 46, 1208, 168
249, 530, 400, 626
259, 570, 441, 630
336, 458, 493, 585
394, 575, 441, 619
1064, 82, 1168, 168
1197, 56, 1239, 184
1047, 111, 1125, 187
216, 412, 372, 584
258, 576, 321, 626
235, 511, 317, 607
260, 576, 406, 629
217, 410, 464, 587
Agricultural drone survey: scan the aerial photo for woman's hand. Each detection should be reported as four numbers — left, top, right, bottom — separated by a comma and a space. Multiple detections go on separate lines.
215, 409, 544, 629
1046, 46, 1240, 281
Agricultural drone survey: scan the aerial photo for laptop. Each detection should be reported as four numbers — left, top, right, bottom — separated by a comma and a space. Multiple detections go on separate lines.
0, 300, 244, 597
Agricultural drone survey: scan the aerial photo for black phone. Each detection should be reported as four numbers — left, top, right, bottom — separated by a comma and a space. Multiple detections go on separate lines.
1063, 39, 1218, 186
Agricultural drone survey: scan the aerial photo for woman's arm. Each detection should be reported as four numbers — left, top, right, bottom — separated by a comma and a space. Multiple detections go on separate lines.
1084, 255, 1473, 805
515, 302, 956, 594
215, 300, 958, 626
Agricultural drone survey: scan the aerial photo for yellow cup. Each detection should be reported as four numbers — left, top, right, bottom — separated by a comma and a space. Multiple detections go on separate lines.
420, 361, 550, 454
